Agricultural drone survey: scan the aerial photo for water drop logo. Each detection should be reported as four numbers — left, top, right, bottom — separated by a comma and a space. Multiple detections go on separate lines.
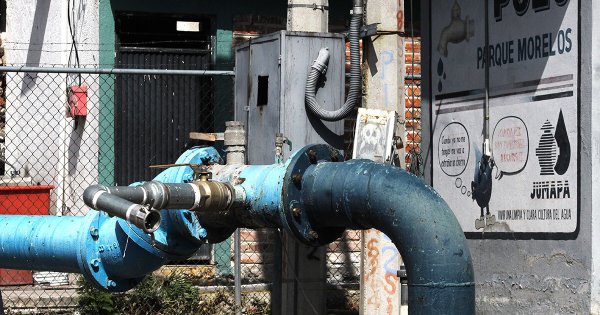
437, 58, 446, 92
535, 110, 570, 176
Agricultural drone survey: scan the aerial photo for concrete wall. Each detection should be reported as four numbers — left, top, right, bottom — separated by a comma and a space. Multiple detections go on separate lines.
4, 0, 99, 215
589, 2, 600, 313
422, 0, 597, 313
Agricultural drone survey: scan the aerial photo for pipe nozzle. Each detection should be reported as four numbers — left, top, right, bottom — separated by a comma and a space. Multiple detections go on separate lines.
126, 205, 162, 233
83, 185, 163, 233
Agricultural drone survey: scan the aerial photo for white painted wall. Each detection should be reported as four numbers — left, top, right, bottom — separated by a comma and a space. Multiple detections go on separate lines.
4, 0, 100, 215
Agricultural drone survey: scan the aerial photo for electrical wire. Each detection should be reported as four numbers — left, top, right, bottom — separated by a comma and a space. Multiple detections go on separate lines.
484, 0, 491, 156
3, 40, 214, 46
67, 0, 81, 86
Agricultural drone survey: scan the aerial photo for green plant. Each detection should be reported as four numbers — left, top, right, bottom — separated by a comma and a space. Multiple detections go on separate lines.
76, 277, 117, 315
77, 273, 202, 315
242, 295, 271, 315
120, 273, 201, 315
197, 289, 235, 315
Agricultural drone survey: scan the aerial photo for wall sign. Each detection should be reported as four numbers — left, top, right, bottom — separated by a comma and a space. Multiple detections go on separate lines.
430, 0, 579, 238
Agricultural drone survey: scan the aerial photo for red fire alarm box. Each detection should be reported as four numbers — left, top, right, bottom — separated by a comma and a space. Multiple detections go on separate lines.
68, 85, 87, 117
0, 185, 54, 285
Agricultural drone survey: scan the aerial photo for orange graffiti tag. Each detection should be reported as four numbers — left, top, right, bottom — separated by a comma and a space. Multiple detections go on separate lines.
396, 10, 404, 31
384, 272, 398, 295
365, 238, 379, 280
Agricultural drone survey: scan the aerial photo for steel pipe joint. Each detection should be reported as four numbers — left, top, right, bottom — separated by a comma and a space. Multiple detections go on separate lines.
191, 180, 235, 212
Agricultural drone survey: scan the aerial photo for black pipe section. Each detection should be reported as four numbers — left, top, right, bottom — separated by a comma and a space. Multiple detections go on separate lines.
83, 182, 202, 233
100, 182, 200, 210
300, 159, 475, 314
304, 0, 362, 121
83, 185, 162, 233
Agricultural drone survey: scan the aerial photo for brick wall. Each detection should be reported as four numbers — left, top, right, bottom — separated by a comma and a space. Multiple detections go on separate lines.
236, 228, 277, 283
404, 37, 422, 171
236, 229, 362, 285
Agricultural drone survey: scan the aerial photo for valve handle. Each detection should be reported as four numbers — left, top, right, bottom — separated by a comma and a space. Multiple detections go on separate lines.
149, 163, 202, 169
149, 163, 212, 181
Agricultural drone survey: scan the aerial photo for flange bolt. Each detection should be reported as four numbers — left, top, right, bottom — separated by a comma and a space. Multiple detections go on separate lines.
292, 173, 302, 185
308, 150, 317, 163
292, 207, 302, 217
90, 259, 100, 269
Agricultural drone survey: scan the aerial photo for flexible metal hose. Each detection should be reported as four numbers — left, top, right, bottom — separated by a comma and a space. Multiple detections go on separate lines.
305, 4, 362, 121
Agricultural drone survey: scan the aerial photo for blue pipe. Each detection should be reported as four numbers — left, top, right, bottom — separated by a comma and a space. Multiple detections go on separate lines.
0, 144, 474, 314
210, 145, 474, 314
0, 146, 223, 291
0, 215, 85, 273
299, 159, 475, 314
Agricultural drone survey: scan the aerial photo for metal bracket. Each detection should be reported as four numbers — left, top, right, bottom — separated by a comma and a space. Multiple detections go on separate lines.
361, 23, 379, 38
356, 23, 407, 42
287, 3, 329, 11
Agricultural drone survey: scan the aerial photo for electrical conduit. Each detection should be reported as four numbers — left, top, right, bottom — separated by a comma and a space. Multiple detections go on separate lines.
304, 0, 363, 121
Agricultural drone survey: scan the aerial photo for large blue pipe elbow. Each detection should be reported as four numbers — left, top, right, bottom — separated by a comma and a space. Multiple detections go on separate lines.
290, 156, 475, 314
210, 145, 474, 314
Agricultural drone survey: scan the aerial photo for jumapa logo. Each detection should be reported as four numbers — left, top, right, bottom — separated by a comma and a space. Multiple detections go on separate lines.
535, 110, 570, 176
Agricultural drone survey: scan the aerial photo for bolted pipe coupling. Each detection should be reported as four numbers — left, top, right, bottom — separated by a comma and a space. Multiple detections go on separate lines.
139, 181, 170, 209
191, 178, 235, 212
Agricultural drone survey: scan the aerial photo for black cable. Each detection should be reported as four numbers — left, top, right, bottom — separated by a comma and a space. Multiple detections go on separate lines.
67, 0, 82, 131
67, 0, 81, 85
484, 0, 491, 153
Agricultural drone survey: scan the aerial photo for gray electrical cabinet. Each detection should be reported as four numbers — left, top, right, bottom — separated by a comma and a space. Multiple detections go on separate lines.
234, 31, 346, 164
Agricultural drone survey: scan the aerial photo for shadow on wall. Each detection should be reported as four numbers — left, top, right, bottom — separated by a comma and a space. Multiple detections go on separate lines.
20, 0, 50, 96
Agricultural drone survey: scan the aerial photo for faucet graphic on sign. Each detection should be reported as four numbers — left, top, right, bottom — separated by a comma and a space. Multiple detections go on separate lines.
436, 0, 475, 92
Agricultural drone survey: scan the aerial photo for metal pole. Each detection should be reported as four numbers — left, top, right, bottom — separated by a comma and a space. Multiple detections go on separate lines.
0, 66, 234, 76
234, 228, 242, 315
361, 0, 405, 313
272, 230, 282, 315
484, 0, 491, 154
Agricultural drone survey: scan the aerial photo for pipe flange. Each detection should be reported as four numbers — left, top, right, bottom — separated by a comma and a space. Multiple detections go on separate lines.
170, 210, 207, 245
282, 144, 345, 246
79, 213, 143, 292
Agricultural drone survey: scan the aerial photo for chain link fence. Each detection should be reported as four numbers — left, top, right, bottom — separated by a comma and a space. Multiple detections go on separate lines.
0, 67, 363, 314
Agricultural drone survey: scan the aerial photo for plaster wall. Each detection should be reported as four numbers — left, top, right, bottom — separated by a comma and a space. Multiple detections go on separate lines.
590, 1, 600, 313
4, 0, 99, 215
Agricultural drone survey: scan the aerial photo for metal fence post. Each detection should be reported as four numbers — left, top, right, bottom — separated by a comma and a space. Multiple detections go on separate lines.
234, 228, 242, 315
